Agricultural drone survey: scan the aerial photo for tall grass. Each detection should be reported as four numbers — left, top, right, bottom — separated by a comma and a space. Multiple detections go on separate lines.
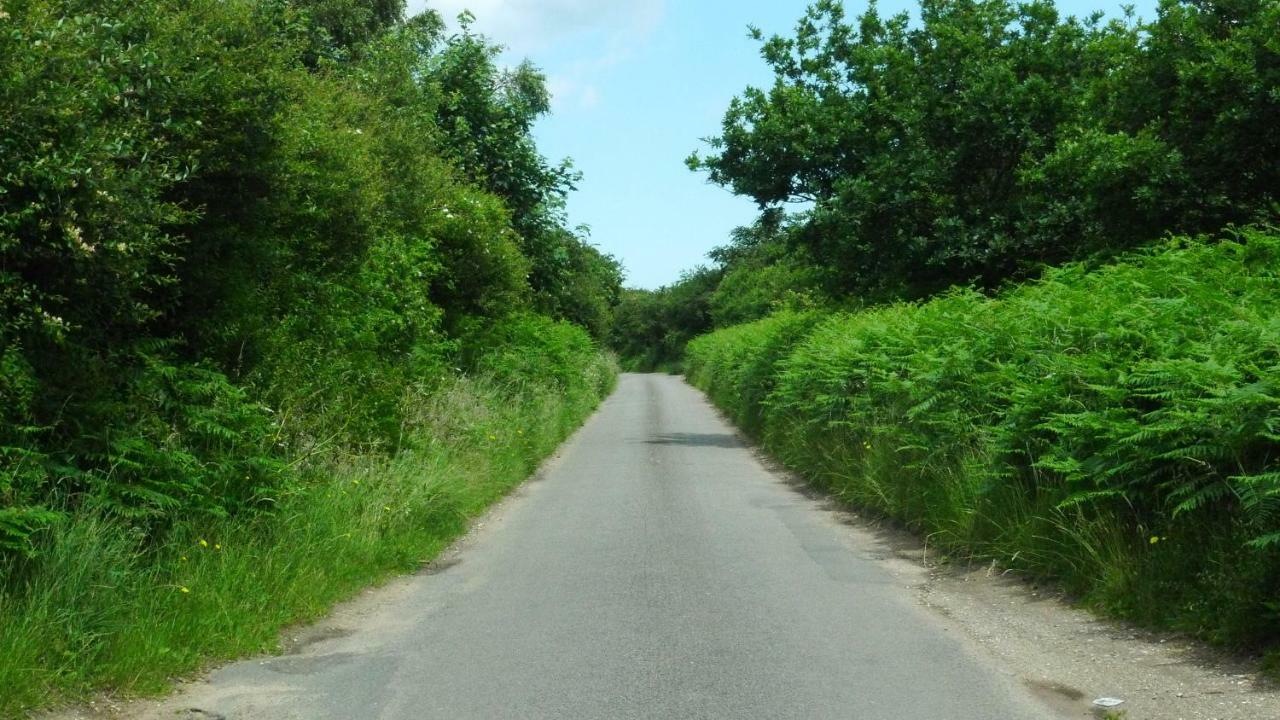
686, 228, 1280, 657
0, 356, 616, 717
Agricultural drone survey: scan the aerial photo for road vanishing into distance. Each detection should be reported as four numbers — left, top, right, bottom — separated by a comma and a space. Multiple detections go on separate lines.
139, 374, 1059, 719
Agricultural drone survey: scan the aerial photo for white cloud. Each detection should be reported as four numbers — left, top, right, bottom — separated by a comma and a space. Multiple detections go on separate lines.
578, 84, 601, 110
540, 48, 626, 112
407, 0, 665, 57
405, 1, 665, 112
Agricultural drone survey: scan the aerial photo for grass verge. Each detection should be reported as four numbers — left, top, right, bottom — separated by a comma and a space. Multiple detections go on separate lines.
0, 358, 616, 717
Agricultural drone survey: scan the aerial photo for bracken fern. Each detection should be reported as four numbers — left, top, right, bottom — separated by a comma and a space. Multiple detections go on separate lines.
686, 227, 1280, 654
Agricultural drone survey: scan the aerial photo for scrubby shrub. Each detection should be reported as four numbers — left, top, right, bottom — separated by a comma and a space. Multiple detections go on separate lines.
466, 314, 610, 395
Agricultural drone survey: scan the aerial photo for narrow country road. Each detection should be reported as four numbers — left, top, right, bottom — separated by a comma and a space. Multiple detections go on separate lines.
136, 374, 1058, 720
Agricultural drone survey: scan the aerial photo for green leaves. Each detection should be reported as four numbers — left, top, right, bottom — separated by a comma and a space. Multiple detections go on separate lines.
0, 0, 616, 563
692, 0, 1279, 298
608, 268, 723, 371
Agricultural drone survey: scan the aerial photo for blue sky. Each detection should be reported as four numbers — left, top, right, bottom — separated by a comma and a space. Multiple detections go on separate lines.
406, 0, 1157, 289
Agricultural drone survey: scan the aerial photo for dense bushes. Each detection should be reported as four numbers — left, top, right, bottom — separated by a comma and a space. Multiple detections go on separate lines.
607, 214, 828, 369
466, 314, 611, 392
1, 1, 621, 712
608, 269, 721, 371
686, 228, 1280, 654
0, 0, 621, 551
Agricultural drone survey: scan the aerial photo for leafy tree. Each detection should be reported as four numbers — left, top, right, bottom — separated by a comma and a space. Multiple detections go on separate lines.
532, 229, 624, 340
379, 13, 625, 335
1120, 0, 1280, 232
707, 214, 827, 327
0, 0, 618, 554
296, 0, 407, 56
689, 0, 1279, 298
609, 268, 721, 370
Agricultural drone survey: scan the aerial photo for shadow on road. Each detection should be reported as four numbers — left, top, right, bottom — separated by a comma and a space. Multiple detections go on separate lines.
644, 432, 742, 449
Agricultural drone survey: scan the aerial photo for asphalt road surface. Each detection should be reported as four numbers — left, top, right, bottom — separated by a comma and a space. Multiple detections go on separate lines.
156, 374, 1057, 720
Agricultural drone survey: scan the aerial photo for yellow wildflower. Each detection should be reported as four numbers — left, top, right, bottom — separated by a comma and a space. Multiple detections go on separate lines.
198, 539, 208, 548
179, 586, 191, 594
